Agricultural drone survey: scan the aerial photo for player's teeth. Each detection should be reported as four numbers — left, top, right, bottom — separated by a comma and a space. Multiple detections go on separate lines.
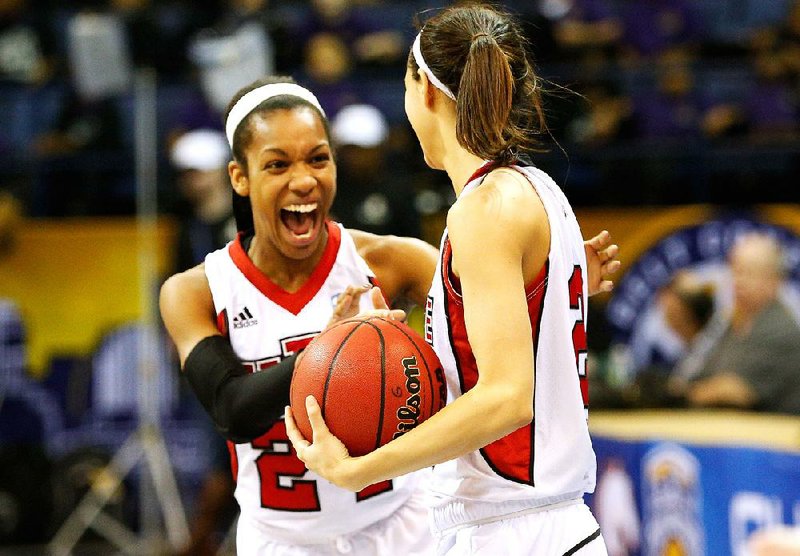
284, 203, 317, 213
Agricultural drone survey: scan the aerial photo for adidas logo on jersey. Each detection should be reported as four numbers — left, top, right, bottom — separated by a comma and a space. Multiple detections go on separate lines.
232, 306, 258, 329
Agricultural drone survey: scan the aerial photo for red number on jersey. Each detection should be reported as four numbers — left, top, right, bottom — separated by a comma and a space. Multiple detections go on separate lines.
568, 266, 589, 409
252, 422, 321, 511
248, 333, 393, 510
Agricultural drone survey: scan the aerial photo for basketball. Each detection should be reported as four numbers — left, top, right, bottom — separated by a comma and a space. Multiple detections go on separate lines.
290, 316, 447, 457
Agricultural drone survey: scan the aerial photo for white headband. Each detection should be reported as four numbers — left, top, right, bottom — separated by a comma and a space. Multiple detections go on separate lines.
412, 33, 456, 101
225, 83, 326, 147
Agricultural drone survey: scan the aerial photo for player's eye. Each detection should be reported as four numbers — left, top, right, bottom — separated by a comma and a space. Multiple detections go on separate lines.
310, 153, 330, 166
265, 160, 288, 172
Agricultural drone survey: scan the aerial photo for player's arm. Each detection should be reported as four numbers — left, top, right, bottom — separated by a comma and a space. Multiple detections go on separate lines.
351, 230, 438, 306
160, 267, 299, 442
288, 175, 547, 490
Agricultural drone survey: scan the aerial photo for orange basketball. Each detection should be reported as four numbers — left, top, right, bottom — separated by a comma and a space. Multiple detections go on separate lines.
290, 316, 446, 457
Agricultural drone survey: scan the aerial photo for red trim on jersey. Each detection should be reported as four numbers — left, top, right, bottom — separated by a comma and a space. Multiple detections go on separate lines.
228, 221, 341, 315
216, 309, 228, 336
441, 237, 548, 485
466, 160, 497, 185
227, 440, 239, 483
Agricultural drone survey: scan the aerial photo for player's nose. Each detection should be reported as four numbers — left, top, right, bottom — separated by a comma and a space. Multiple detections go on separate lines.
287, 168, 316, 195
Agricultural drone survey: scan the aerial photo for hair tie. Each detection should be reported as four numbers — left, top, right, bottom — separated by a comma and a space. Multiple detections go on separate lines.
411, 32, 456, 101
225, 83, 326, 148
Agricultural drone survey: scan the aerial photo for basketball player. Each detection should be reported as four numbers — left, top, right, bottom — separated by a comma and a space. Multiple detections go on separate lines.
160, 75, 437, 555
287, 5, 610, 555
161, 74, 617, 553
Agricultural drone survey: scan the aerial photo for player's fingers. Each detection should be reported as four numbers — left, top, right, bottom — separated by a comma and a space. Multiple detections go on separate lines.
334, 285, 370, 313
284, 405, 311, 447
306, 395, 331, 439
603, 244, 619, 261
368, 286, 390, 310
604, 259, 621, 275
364, 308, 406, 321
597, 280, 614, 293
587, 230, 611, 250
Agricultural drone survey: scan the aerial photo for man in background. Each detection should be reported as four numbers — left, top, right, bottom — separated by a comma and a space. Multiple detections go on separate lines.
675, 233, 800, 414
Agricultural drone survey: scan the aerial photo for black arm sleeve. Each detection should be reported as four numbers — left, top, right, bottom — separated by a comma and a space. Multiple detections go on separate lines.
183, 335, 297, 443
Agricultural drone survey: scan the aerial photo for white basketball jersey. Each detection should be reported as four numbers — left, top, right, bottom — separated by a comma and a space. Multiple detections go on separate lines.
204, 221, 420, 543
425, 164, 597, 519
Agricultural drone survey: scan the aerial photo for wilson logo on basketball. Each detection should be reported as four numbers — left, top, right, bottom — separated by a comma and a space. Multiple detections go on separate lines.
393, 356, 422, 439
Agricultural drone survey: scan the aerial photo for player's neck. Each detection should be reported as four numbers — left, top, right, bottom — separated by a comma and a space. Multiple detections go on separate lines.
247, 233, 329, 293
442, 148, 486, 197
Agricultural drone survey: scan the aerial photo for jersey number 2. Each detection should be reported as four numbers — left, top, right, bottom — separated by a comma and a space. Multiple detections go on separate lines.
568, 266, 589, 410
250, 335, 392, 511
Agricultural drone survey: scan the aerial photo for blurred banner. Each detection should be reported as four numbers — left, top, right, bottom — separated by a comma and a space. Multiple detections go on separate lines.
588, 410, 800, 556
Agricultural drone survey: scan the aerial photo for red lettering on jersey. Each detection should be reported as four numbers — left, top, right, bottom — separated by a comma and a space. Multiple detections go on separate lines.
281, 333, 316, 357
252, 422, 322, 511
356, 480, 393, 502
242, 332, 393, 510
568, 265, 589, 409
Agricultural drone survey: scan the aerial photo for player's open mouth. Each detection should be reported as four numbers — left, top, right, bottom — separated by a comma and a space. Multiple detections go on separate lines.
280, 203, 320, 244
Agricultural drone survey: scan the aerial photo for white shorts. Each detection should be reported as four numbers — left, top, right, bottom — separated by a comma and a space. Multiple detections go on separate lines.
235, 490, 434, 555
433, 500, 607, 556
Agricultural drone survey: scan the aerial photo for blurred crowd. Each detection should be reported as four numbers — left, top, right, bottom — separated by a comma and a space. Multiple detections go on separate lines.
2, 0, 800, 551
592, 231, 800, 415
0, 0, 799, 219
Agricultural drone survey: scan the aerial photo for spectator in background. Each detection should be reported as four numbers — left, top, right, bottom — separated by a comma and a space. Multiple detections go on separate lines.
296, 0, 406, 73
109, 0, 216, 81
31, 5, 132, 216
298, 32, 360, 116
619, 0, 704, 61
743, 47, 798, 142
569, 80, 636, 148
633, 50, 704, 141
330, 103, 421, 239
168, 129, 237, 274
168, 128, 238, 556
595, 270, 716, 409
188, 0, 276, 116
630, 270, 715, 408
550, 0, 623, 69
672, 233, 800, 414
0, 0, 57, 86
32, 88, 125, 216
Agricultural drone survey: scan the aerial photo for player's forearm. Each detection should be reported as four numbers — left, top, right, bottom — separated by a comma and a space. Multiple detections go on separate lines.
184, 335, 296, 442
341, 383, 532, 491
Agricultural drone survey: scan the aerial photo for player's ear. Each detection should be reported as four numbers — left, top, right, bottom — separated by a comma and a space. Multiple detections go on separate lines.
229, 160, 249, 197
420, 72, 437, 110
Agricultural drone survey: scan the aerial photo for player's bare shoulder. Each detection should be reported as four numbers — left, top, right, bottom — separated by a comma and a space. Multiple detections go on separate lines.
348, 228, 438, 305
350, 230, 435, 271
159, 264, 213, 319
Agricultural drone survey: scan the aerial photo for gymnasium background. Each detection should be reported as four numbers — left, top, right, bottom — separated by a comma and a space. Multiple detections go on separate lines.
1, 0, 800, 554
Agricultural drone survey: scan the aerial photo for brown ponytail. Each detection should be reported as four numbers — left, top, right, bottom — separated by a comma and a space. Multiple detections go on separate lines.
457, 34, 515, 162
410, 4, 548, 164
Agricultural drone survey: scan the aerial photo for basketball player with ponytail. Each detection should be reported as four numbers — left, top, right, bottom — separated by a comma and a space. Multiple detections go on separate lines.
288, 5, 611, 555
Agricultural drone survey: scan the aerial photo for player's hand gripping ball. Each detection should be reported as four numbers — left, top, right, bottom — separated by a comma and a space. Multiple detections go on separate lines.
290, 316, 447, 456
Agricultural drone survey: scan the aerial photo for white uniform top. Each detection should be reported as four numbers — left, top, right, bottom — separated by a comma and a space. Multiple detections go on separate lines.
425, 163, 597, 529
204, 221, 421, 544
